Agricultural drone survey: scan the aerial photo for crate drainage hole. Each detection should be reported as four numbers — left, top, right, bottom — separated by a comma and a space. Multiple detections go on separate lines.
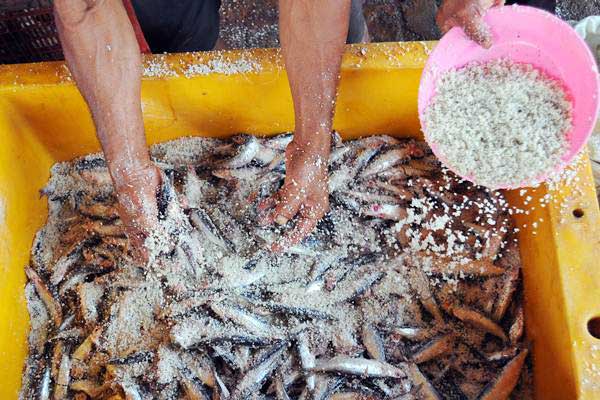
588, 317, 600, 339
573, 208, 584, 218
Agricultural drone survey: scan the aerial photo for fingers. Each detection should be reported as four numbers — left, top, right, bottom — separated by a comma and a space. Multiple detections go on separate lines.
436, 12, 456, 35
462, 15, 492, 48
271, 204, 324, 252
436, 0, 497, 48
268, 184, 304, 226
258, 196, 277, 212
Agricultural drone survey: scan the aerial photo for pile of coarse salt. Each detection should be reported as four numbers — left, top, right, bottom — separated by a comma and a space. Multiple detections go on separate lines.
423, 59, 573, 189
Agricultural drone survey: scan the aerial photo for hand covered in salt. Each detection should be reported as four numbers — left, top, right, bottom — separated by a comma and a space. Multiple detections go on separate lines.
259, 138, 329, 252
436, 0, 505, 48
113, 163, 161, 262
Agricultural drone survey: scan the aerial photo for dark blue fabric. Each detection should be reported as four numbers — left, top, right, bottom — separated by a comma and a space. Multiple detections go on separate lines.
131, 0, 221, 53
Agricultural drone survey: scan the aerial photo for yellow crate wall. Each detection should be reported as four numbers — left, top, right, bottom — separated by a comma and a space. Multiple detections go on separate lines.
0, 43, 598, 399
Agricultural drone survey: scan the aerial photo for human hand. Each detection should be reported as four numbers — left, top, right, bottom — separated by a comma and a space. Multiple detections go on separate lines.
436, 0, 505, 48
112, 163, 161, 261
259, 138, 330, 252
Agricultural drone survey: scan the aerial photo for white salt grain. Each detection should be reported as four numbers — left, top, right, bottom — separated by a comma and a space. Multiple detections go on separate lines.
423, 59, 573, 189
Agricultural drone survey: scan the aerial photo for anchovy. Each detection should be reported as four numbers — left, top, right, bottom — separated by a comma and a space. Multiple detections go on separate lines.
390, 326, 433, 342
297, 331, 316, 391
311, 376, 345, 400
25, 266, 62, 327
219, 135, 260, 168
411, 252, 506, 277
340, 189, 401, 205
38, 367, 51, 400
182, 378, 211, 400
484, 346, 519, 362
235, 345, 252, 372
334, 270, 385, 302
329, 146, 353, 165
109, 351, 153, 365
406, 267, 443, 323
406, 363, 442, 400
54, 353, 71, 399
445, 303, 508, 342
329, 392, 371, 400
360, 146, 418, 178
332, 191, 362, 212
122, 381, 144, 400
329, 147, 380, 192
411, 334, 454, 364
254, 144, 279, 166
509, 305, 524, 344
72, 327, 102, 362
264, 133, 293, 151
259, 302, 335, 320
492, 263, 520, 321
267, 154, 286, 173
308, 253, 344, 282
213, 344, 252, 371
274, 374, 292, 400
215, 369, 231, 398
51, 327, 83, 342
311, 356, 406, 379
189, 208, 235, 253
50, 246, 82, 286
213, 167, 263, 181
361, 204, 408, 221
361, 324, 386, 361
86, 220, 126, 237
171, 317, 275, 349
231, 342, 287, 400
78, 202, 119, 220
178, 241, 202, 278
210, 302, 278, 340
179, 351, 216, 388
367, 180, 413, 198
478, 349, 528, 400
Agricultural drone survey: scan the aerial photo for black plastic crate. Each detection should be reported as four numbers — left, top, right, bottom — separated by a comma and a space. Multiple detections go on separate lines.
0, 1, 63, 65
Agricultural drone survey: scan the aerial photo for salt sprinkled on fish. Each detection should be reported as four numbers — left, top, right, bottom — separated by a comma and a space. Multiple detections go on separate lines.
21, 134, 531, 399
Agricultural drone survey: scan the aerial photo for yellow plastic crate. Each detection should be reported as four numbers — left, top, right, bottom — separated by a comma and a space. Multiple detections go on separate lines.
0, 43, 598, 399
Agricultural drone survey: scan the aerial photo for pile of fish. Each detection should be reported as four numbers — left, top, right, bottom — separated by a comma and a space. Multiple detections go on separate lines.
21, 133, 530, 400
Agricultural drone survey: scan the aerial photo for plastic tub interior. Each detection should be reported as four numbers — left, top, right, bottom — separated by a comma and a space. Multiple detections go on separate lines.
0, 43, 598, 399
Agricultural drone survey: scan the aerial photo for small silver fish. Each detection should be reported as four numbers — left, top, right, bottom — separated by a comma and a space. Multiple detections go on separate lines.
311, 356, 406, 379
219, 135, 260, 168
296, 331, 316, 391
189, 208, 235, 253
264, 133, 293, 151
361, 324, 386, 362
38, 367, 51, 400
171, 317, 275, 349
361, 146, 419, 178
231, 342, 287, 400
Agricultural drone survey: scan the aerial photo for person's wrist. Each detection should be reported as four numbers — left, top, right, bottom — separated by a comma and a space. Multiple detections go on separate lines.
110, 162, 159, 192
292, 126, 332, 153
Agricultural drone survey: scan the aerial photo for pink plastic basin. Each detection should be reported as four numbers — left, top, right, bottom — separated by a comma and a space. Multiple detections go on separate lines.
418, 5, 600, 189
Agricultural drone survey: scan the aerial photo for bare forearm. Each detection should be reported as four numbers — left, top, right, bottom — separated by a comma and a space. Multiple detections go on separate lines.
279, 0, 350, 153
54, 0, 150, 183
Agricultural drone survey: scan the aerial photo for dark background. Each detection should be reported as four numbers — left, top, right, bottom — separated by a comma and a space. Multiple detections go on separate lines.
0, 0, 598, 64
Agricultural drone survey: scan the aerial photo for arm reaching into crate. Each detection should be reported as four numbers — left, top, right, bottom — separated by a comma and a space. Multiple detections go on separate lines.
437, 0, 505, 48
259, 0, 351, 251
53, 0, 159, 259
